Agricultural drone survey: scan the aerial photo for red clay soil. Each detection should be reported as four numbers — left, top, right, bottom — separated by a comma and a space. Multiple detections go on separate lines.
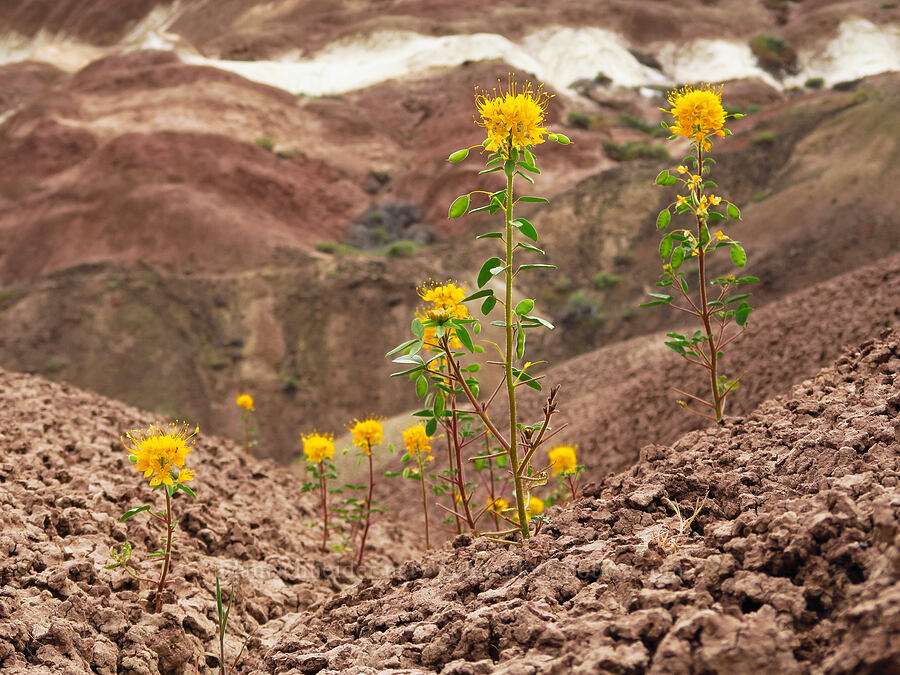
1, 0, 894, 60
261, 328, 900, 674
520, 251, 900, 477
0, 369, 418, 673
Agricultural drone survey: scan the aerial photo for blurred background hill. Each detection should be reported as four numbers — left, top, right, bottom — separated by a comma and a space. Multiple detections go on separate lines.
0, 0, 897, 470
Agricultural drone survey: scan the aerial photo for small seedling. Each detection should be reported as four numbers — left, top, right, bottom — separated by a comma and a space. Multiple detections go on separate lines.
235, 394, 258, 452
215, 569, 234, 675
300, 432, 337, 552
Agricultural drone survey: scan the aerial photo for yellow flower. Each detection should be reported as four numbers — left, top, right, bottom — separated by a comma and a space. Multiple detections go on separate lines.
687, 174, 702, 190
476, 76, 551, 154
350, 418, 383, 454
709, 195, 722, 206
419, 281, 467, 308
675, 194, 688, 207
302, 432, 335, 464
696, 195, 709, 216
676, 165, 689, 174
403, 425, 432, 457
667, 84, 726, 144
713, 230, 727, 240
123, 423, 198, 487
236, 393, 254, 411
177, 467, 196, 483
548, 445, 577, 476
527, 495, 544, 517
488, 497, 509, 513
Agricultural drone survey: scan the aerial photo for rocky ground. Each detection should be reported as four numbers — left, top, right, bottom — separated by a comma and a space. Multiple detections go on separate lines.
261, 328, 900, 674
2, 325, 895, 673
0, 369, 418, 673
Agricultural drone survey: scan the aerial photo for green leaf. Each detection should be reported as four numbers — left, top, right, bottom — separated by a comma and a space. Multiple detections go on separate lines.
463, 289, 494, 302
659, 235, 673, 260
730, 243, 747, 267
671, 246, 685, 269
518, 264, 556, 272
415, 375, 427, 398
448, 148, 469, 162
425, 418, 437, 437
119, 505, 151, 522
513, 218, 538, 241
518, 196, 549, 203
455, 323, 475, 352
737, 276, 759, 284
477, 257, 503, 288
657, 209, 671, 230
449, 194, 470, 218
727, 202, 741, 220
177, 484, 197, 499
481, 296, 497, 315
700, 223, 710, 246
476, 232, 503, 240
664, 175, 678, 186
515, 299, 535, 315
516, 325, 525, 359
554, 133, 571, 144
646, 293, 673, 303
411, 317, 424, 339
655, 170, 671, 186
385, 338, 418, 357
517, 242, 545, 255
433, 393, 445, 418
665, 341, 686, 355
735, 302, 753, 326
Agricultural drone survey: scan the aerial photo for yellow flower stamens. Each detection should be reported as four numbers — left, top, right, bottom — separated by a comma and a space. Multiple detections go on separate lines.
548, 445, 577, 476
475, 76, 551, 155
667, 84, 726, 146
403, 425, 433, 458
349, 418, 383, 454
302, 432, 335, 464
123, 422, 198, 487
236, 393, 254, 410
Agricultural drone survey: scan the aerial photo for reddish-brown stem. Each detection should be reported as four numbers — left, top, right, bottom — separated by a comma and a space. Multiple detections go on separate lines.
418, 456, 431, 549
694, 143, 724, 423
672, 387, 715, 408
318, 462, 329, 552
355, 444, 375, 568
153, 488, 174, 613
450, 394, 477, 533
444, 413, 462, 534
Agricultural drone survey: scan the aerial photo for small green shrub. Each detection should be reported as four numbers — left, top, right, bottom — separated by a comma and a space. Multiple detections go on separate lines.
805, 77, 825, 89
618, 113, 669, 138
749, 34, 797, 74
567, 111, 592, 130
604, 140, 670, 162
386, 239, 418, 258
752, 130, 776, 146
592, 272, 622, 289
316, 240, 338, 254
254, 137, 275, 152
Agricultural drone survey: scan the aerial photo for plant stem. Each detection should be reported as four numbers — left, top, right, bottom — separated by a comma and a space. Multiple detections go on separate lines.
504, 153, 530, 539
319, 462, 329, 552
451, 393, 477, 533
219, 630, 226, 675
418, 456, 430, 549
487, 437, 500, 531
356, 444, 375, 567
444, 406, 462, 534
154, 488, 174, 613
694, 143, 724, 423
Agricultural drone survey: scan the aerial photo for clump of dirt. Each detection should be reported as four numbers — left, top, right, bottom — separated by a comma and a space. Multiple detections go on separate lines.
261, 328, 900, 673
0, 369, 418, 673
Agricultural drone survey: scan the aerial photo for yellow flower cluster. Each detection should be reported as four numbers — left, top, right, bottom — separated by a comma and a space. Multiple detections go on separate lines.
350, 418, 384, 454
123, 423, 198, 487
488, 497, 509, 513
419, 281, 470, 353
548, 445, 578, 476
235, 393, 254, 411
667, 84, 727, 150
403, 425, 433, 459
302, 432, 335, 464
476, 77, 550, 154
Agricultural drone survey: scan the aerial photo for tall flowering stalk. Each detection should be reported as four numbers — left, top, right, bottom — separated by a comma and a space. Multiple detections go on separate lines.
301, 432, 336, 552
349, 418, 383, 567
401, 424, 435, 549
644, 84, 755, 423
388, 76, 570, 542
107, 422, 198, 613
235, 393, 257, 452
